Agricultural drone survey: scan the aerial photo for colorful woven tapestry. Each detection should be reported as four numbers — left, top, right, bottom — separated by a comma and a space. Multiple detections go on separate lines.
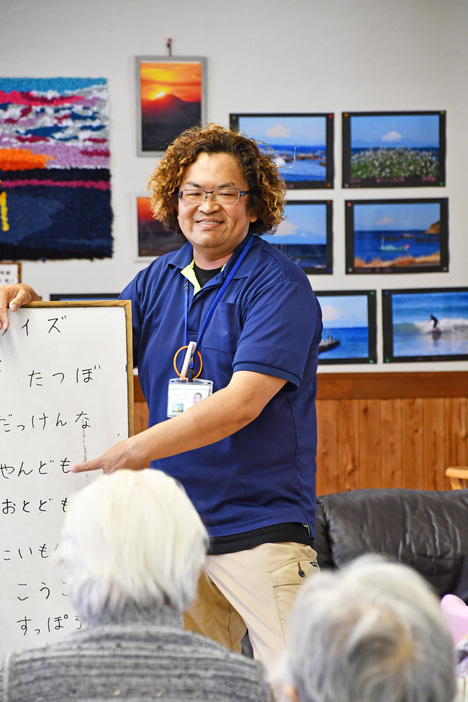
0, 77, 113, 260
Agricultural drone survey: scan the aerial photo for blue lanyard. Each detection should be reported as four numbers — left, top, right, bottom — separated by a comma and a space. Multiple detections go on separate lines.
184, 234, 254, 359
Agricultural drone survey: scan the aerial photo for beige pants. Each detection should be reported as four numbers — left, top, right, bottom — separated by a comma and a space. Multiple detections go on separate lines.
183, 542, 319, 688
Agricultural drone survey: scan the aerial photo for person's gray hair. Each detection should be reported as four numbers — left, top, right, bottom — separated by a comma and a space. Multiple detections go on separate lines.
281, 555, 457, 702
57, 469, 208, 621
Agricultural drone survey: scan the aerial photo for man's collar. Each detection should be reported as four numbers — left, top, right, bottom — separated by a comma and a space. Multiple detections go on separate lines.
167, 234, 258, 274
167, 241, 196, 270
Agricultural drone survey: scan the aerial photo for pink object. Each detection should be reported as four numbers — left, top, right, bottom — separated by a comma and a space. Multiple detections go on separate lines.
441, 594, 468, 645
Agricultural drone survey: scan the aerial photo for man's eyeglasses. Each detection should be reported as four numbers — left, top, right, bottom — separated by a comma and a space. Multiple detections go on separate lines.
178, 188, 250, 206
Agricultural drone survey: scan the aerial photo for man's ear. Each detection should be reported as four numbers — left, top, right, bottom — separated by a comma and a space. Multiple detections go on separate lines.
284, 683, 299, 702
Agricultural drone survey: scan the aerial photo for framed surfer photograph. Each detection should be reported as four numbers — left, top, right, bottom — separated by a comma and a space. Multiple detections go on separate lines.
382, 287, 468, 363
315, 290, 377, 365
134, 194, 183, 261
230, 113, 334, 189
342, 111, 446, 188
136, 56, 207, 156
345, 198, 449, 274
262, 200, 333, 273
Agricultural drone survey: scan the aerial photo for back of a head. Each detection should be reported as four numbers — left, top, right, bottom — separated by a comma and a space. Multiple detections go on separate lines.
283, 555, 456, 702
58, 469, 208, 622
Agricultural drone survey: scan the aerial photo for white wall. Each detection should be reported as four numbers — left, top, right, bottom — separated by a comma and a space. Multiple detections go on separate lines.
2, 0, 467, 371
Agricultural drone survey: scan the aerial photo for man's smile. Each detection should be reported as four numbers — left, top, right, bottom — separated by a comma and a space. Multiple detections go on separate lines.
195, 218, 223, 226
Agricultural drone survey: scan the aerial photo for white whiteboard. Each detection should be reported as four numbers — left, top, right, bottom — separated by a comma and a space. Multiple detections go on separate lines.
0, 302, 133, 658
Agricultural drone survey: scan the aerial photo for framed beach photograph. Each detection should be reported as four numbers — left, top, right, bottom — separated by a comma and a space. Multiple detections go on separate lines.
315, 290, 377, 364
134, 194, 183, 261
382, 287, 468, 363
345, 198, 449, 274
342, 111, 446, 188
263, 200, 333, 273
230, 113, 334, 189
136, 56, 207, 156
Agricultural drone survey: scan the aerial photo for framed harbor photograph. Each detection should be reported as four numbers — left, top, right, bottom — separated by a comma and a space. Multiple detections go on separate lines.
230, 113, 334, 189
134, 194, 183, 261
263, 200, 332, 273
136, 56, 207, 156
345, 198, 448, 274
315, 290, 377, 364
382, 287, 468, 363
342, 111, 446, 188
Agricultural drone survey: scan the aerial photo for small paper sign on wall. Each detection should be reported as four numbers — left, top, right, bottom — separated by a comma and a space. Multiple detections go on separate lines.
0, 261, 21, 285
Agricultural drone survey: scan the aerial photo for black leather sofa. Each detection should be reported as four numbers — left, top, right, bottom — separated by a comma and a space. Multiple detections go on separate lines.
314, 488, 468, 603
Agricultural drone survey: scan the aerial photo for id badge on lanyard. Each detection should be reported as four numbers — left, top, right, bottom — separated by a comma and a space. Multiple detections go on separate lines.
167, 343, 213, 417
167, 379, 213, 417
166, 234, 253, 418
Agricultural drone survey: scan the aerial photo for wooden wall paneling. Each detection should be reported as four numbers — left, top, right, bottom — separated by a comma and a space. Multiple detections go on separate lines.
358, 399, 382, 489
381, 399, 404, 488
133, 372, 468, 494
316, 371, 468, 400
338, 399, 360, 492
316, 399, 340, 495
424, 398, 448, 491
134, 401, 149, 436
445, 397, 468, 469
402, 398, 425, 490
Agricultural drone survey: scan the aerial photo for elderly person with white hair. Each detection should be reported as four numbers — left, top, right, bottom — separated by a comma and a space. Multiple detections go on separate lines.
0, 470, 272, 701
278, 555, 457, 702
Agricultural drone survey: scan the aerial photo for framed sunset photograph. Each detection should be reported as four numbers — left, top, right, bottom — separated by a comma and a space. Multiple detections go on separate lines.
230, 113, 334, 189
315, 290, 377, 364
263, 200, 333, 273
342, 111, 446, 188
382, 287, 468, 363
136, 56, 207, 155
134, 194, 183, 260
345, 198, 449, 274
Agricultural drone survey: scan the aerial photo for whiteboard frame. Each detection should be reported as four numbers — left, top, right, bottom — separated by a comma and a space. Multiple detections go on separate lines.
25, 300, 134, 437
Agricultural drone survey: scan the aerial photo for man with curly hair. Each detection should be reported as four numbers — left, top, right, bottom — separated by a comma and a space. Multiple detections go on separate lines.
0, 124, 322, 694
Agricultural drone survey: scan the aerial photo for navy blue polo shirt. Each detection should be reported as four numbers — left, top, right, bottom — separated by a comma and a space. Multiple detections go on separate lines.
121, 234, 322, 538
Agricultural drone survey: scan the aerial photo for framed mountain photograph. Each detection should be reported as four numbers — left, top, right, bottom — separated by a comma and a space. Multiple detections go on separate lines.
136, 56, 207, 155
263, 200, 333, 273
342, 111, 446, 188
133, 193, 183, 260
230, 113, 334, 189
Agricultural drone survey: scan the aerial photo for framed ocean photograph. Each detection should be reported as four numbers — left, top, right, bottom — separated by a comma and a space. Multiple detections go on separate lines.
315, 290, 377, 364
382, 287, 468, 363
134, 194, 183, 261
263, 200, 332, 273
345, 198, 448, 274
342, 111, 446, 188
136, 56, 207, 156
230, 113, 334, 189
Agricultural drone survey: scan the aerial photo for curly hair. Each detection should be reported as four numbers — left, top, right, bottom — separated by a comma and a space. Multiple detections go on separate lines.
147, 123, 286, 239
